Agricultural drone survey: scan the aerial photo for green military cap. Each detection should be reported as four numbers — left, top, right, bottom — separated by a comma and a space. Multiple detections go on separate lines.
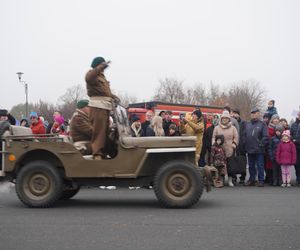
76, 99, 89, 109
91, 57, 106, 68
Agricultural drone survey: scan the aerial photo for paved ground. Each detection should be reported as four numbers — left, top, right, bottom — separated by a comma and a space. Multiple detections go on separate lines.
0, 183, 300, 250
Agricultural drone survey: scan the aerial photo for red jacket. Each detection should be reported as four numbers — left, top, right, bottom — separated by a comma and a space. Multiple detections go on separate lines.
30, 119, 46, 135
276, 140, 297, 165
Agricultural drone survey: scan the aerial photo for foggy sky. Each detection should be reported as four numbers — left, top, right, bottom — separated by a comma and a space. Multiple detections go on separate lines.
1, 0, 299, 120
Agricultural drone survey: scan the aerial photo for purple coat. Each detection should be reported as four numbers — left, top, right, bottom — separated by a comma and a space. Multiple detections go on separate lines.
276, 140, 297, 165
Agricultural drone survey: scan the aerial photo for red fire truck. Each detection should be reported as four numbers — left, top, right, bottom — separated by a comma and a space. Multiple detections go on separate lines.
127, 101, 223, 128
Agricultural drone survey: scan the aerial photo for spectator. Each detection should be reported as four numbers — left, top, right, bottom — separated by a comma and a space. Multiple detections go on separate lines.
0, 109, 16, 125
263, 113, 270, 126
279, 118, 290, 131
223, 106, 239, 134
158, 110, 166, 120
268, 125, 284, 186
265, 114, 280, 184
265, 100, 278, 121
212, 111, 239, 187
168, 123, 180, 136
141, 110, 154, 135
20, 117, 30, 127
70, 99, 93, 155
244, 108, 269, 187
211, 134, 227, 187
232, 108, 247, 184
163, 110, 175, 136
203, 114, 219, 165
291, 110, 300, 186
50, 115, 66, 135
130, 115, 144, 137
146, 116, 164, 136
180, 110, 205, 166
276, 130, 296, 187
46, 111, 61, 133
30, 111, 46, 135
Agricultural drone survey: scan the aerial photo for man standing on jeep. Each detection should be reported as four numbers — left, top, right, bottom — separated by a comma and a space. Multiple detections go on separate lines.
85, 57, 119, 160
70, 99, 93, 155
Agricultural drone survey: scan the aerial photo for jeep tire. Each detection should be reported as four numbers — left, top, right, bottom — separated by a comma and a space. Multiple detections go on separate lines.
16, 161, 63, 208
60, 187, 80, 200
153, 161, 203, 208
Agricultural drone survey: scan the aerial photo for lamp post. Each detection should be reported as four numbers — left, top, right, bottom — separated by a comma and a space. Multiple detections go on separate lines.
16, 72, 29, 118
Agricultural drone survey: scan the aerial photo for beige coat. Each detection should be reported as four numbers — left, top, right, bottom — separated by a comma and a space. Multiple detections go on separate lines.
180, 117, 205, 164
212, 122, 239, 158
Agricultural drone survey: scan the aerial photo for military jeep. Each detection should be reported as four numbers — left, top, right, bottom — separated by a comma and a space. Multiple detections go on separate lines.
0, 105, 208, 208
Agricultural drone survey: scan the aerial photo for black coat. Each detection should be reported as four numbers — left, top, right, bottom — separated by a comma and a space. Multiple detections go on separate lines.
268, 135, 281, 162
244, 119, 269, 154
141, 121, 150, 136
204, 125, 215, 153
291, 118, 300, 149
163, 120, 174, 136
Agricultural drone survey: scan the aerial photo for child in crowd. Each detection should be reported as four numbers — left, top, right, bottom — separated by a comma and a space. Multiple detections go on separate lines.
268, 125, 284, 186
276, 130, 297, 187
168, 124, 180, 136
265, 100, 278, 121
279, 118, 289, 130
211, 134, 226, 187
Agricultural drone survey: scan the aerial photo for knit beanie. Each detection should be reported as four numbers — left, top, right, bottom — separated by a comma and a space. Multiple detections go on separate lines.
76, 99, 89, 109
54, 115, 65, 125
131, 115, 140, 123
91, 57, 106, 68
282, 130, 291, 138
30, 111, 38, 118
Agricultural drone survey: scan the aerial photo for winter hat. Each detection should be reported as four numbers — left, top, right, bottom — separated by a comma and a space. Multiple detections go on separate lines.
215, 134, 225, 145
77, 99, 89, 109
193, 109, 202, 119
54, 115, 65, 125
275, 125, 284, 133
0, 109, 8, 116
91, 57, 106, 68
30, 111, 38, 118
270, 114, 280, 123
131, 115, 140, 123
251, 108, 260, 114
221, 111, 231, 119
282, 130, 291, 138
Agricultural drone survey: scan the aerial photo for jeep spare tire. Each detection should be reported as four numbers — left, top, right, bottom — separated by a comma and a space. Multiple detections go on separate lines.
153, 161, 203, 208
16, 161, 63, 208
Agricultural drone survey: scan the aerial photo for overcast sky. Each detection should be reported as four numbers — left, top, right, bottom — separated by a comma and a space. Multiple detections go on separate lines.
1, 0, 299, 120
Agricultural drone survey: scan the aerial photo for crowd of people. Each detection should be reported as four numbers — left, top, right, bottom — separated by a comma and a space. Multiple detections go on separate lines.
129, 100, 300, 188
1, 56, 300, 189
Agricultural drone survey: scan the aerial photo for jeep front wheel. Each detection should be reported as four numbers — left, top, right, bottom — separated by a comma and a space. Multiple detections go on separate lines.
153, 161, 203, 208
60, 187, 80, 200
16, 161, 63, 208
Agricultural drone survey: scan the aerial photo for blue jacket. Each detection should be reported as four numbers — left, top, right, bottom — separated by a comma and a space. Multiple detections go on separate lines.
265, 106, 278, 120
244, 119, 269, 154
268, 135, 281, 162
291, 118, 300, 149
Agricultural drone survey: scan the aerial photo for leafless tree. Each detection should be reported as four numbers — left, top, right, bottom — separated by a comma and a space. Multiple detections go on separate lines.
153, 78, 185, 103
184, 83, 208, 105
227, 79, 266, 120
114, 91, 138, 108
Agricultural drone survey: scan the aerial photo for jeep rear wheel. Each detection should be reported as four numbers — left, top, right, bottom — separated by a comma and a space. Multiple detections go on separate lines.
153, 161, 203, 208
16, 161, 63, 208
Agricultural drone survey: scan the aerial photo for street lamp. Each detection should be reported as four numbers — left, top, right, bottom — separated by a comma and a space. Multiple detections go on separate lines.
16, 72, 29, 118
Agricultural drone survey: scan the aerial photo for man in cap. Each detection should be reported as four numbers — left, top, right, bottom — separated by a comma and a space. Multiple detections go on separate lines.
85, 57, 119, 160
244, 108, 269, 187
70, 99, 93, 155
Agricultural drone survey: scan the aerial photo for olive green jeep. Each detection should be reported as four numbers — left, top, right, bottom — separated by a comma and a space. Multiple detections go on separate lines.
0, 105, 211, 208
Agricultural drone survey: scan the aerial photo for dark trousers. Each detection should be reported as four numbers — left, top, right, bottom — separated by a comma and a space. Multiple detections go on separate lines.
248, 153, 265, 182
295, 149, 300, 183
272, 161, 282, 185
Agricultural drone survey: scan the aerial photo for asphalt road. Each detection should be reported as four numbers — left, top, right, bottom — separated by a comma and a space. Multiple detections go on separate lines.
0, 183, 300, 250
